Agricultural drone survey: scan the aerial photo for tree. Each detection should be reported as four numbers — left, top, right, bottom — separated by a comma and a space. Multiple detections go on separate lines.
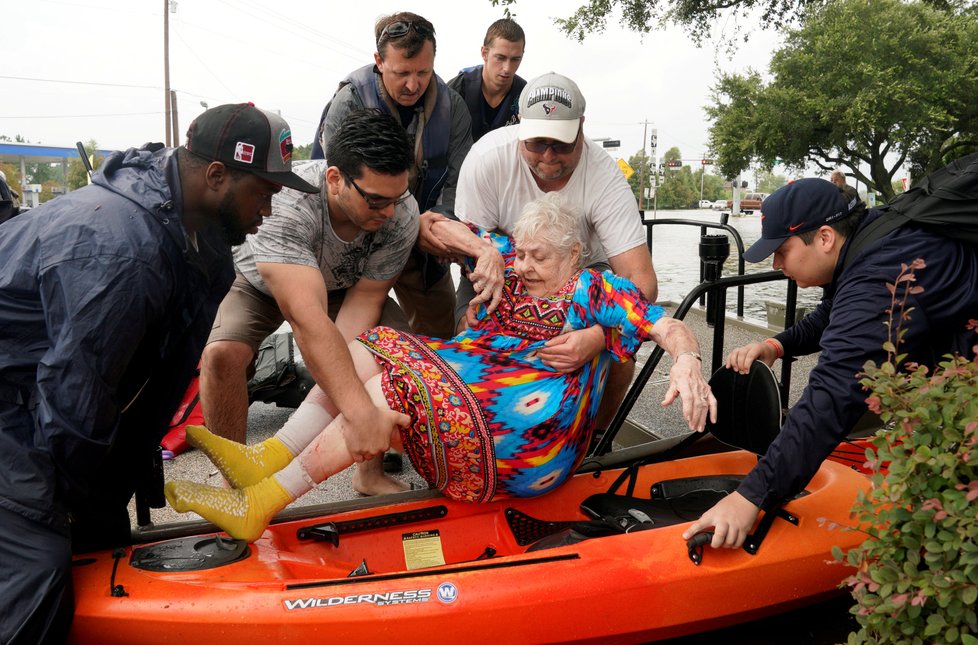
698, 170, 728, 202
292, 143, 313, 161
0, 162, 22, 194
491, 0, 969, 43
626, 148, 702, 209
755, 169, 787, 194
626, 150, 653, 209
66, 139, 103, 191
651, 147, 699, 208
707, 0, 978, 201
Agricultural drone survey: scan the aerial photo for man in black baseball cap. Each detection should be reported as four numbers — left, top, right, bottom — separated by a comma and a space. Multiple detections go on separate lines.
185, 102, 317, 194
0, 101, 309, 643
683, 175, 978, 552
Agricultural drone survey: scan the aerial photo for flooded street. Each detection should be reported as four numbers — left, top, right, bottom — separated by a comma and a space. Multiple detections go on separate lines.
645, 208, 825, 322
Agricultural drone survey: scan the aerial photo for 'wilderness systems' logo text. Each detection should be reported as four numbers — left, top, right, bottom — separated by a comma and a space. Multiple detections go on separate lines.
284, 588, 432, 610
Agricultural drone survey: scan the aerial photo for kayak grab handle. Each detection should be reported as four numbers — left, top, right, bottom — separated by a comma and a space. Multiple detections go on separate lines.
297, 505, 449, 546
686, 532, 714, 566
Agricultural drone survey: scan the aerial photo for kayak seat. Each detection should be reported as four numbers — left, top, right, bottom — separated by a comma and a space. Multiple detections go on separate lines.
525, 362, 784, 553
581, 474, 742, 528
524, 475, 742, 552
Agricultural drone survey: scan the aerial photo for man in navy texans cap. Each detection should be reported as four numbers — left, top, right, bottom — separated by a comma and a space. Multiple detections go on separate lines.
0, 102, 312, 643
741, 178, 859, 266
683, 177, 978, 551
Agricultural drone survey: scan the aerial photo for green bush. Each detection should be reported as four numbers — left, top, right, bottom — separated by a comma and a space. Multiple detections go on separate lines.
836, 259, 978, 644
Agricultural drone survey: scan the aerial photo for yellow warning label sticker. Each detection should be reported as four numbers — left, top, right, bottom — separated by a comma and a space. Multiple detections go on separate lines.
402, 530, 446, 570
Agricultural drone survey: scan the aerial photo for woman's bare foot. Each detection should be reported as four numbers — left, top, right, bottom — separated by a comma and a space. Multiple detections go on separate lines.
352, 457, 410, 496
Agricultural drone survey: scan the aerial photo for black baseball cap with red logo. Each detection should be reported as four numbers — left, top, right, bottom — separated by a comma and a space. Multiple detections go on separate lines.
743, 178, 858, 262
184, 103, 317, 193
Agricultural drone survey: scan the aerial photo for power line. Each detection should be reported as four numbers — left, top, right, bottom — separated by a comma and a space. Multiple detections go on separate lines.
220, 0, 370, 62
0, 74, 160, 90
0, 112, 160, 119
172, 28, 239, 99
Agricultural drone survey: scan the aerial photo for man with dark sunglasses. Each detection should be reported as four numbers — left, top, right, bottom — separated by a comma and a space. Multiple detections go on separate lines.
445, 71, 659, 438
310, 11, 472, 344
199, 110, 420, 497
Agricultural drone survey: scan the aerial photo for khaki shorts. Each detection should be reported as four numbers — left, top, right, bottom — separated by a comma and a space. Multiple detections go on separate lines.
208, 272, 410, 356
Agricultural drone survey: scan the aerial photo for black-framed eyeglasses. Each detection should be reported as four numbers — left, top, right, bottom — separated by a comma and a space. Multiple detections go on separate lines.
341, 170, 409, 210
377, 21, 435, 46
523, 127, 582, 155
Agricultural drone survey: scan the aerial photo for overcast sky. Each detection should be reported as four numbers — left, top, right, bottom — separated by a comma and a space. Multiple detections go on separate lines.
2, 0, 783, 164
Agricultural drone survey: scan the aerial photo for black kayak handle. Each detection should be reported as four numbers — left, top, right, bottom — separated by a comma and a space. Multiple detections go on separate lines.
686, 531, 714, 566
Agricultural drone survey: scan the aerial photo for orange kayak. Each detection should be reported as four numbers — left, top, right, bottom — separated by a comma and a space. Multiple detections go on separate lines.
69, 450, 869, 644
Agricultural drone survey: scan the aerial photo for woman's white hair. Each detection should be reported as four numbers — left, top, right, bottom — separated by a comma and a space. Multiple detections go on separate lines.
512, 193, 588, 268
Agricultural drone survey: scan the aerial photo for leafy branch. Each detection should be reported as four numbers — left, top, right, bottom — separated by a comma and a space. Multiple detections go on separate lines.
837, 260, 978, 644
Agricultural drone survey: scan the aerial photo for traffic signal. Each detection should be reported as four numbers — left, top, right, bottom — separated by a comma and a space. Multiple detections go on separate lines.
666, 160, 682, 168
701, 158, 713, 165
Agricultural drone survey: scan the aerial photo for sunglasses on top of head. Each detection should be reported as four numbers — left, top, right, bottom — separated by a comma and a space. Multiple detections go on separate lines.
341, 170, 409, 210
378, 20, 435, 45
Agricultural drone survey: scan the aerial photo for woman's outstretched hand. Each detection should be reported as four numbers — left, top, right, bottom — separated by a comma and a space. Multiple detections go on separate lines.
467, 247, 505, 315
662, 353, 717, 432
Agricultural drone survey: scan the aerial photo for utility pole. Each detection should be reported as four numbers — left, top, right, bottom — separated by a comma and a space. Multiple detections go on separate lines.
637, 120, 656, 212
163, 0, 172, 146
700, 159, 706, 203
637, 120, 647, 212
170, 90, 180, 146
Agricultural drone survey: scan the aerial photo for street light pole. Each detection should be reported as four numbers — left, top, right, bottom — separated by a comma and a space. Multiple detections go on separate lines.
637, 120, 647, 211
700, 164, 705, 202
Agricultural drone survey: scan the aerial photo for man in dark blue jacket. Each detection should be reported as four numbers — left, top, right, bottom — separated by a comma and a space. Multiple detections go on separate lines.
683, 178, 978, 550
447, 17, 526, 143
0, 103, 316, 644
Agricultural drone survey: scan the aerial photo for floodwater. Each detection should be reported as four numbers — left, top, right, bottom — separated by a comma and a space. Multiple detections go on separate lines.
645, 208, 825, 322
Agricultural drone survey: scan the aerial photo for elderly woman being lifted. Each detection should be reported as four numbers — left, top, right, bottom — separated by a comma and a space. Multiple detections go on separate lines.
166, 193, 716, 541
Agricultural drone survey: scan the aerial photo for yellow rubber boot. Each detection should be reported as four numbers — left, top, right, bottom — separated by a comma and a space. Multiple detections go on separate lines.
164, 476, 293, 543
185, 425, 293, 489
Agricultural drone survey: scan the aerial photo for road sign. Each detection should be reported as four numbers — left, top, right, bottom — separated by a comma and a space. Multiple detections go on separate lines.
616, 158, 634, 179
602, 140, 621, 148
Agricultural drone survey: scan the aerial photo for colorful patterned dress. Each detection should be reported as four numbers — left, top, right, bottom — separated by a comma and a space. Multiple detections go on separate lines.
357, 231, 664, 503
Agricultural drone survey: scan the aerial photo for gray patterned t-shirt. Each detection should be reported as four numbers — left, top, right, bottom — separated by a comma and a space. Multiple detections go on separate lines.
234, 160, 419, 295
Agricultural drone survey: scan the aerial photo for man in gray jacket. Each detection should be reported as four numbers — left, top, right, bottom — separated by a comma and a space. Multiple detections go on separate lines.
0, 104, 315, 644
311, 11, 472, 340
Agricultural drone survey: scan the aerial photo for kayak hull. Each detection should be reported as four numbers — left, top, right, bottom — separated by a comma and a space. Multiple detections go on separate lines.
69, 451, 868, 644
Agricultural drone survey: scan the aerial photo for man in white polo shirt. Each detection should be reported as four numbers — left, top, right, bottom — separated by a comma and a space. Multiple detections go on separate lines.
431, 71, 659, 439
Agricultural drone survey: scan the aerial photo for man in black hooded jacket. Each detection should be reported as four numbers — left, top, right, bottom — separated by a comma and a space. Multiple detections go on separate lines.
0, 103, 316, 644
